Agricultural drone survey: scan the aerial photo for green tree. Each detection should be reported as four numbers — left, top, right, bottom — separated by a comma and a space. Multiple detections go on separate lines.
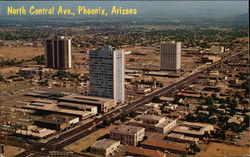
189, 144, 200, 154
0, 75, 4, 81
197, 113, 209, 123
103, 119, 111, 126
151, 96, 161, 103
128, 111, 137, 118
186, 113, 196, 122
33, 55, 45, 65
204, 97, 214, 106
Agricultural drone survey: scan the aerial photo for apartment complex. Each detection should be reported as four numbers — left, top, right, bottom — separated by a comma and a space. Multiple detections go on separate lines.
129, 114, 177, 133
110, 125, 145, 146
89, 46, 125, 104
160, 41, 181, 71
45, 36, 72, 69
90, 139, 120, 156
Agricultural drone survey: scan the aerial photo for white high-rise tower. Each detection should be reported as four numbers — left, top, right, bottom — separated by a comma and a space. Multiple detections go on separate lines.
89, 46, 125, 104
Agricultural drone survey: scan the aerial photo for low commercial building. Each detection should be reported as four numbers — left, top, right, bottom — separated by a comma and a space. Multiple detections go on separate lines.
15, 126, 56, 139
110, 125, 145, 146
58, 94, 115, 113
145, 71, 181, 78
90, 139, 120, 156
141, 140, 187, 155
147, 108, 161, 116
137, 88, 152, 94
127, 147, 166, 157
34, 114, 79, 131
209, 45, 224, 54
125, 69, 143, 74
129, 114, 177, 133
19, 67, 52, 75
145, 71, 169, 77
228, 116, 244, 125
172, 122, 214, 138
176, 92, 201, 98
200, 56, 221, 63
167, 133, 199, 144
25, 91, 59, 98
159, 97, 175, 103
125, 75, 137, 82
58, 102, 97, 115
22, 100, 96, 119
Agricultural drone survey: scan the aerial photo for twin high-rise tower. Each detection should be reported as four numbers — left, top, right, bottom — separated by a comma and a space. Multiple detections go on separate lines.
45, 36, 72, 69
89, 46, 125, 104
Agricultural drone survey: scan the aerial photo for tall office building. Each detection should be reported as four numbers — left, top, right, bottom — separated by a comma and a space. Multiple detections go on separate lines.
160, 41, 181, 71
89, 46, 125, 104
45, 36, 72, 69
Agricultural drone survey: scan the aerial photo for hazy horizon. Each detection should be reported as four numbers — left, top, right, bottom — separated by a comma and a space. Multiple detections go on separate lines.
0, 1, 248, 19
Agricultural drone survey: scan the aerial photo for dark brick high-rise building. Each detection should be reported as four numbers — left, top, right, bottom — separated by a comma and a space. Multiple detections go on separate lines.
45, 36, 72, 69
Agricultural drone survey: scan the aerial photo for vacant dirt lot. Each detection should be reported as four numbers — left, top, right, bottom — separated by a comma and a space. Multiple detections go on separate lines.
2, 145, 24, 157
195, 142, 249, 157
0, 47, 44, 60
65, 125, 116, 152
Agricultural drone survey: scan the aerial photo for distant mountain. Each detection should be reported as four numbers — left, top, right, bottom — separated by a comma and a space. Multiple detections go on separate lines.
234, 13, 249, 19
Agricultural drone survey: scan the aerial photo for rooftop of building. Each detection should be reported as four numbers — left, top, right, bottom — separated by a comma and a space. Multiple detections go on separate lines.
23, 103, 92, 117
161, 41, 181, 44
159, 96, 175, 102
125, 69, 143, 73
145, 71, 169, 76
173, 121, 214, 136
35, 114, 78, 124
141, 140, 186, 152
228, 115, 244, 124
176, 92, 201, 98
137, 114, 165, 122
110, 125, 145, 135
59, 94, 114, 104
91, 139, 120, 149
156, 119, 177, 127
16, 128, 56, 138
31, 99, 54, 104
58, 102, 97, 110
168, 133, 199, 142
131, 114, 176, 127
25, 90, 63, 98
47, 36, 71, 40
127, 147, 165, 157
167, 133, 184, 138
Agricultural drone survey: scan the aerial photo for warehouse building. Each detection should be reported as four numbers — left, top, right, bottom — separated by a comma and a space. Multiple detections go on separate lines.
22, 99, 96, 119
34, 114, 79, 131
58, 94, 115, 113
